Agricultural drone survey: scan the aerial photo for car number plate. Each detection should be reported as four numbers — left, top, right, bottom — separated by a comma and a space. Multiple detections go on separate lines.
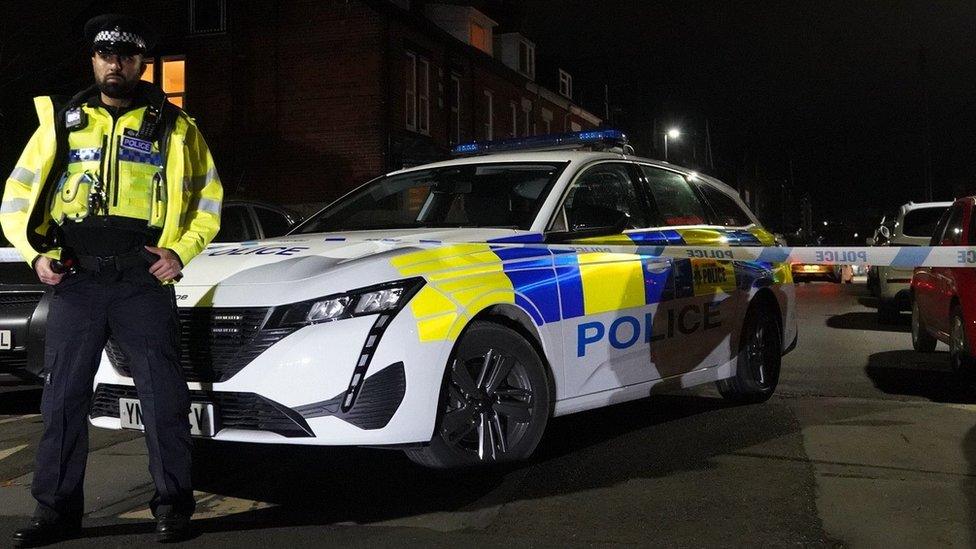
119, 398, 217, 437
0, 330, 10, 350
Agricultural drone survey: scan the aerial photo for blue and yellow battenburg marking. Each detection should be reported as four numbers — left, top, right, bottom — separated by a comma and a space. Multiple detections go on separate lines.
390, 227, 786, 342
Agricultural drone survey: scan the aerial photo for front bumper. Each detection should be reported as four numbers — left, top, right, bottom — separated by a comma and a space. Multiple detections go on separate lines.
90, 307, 449, 446
0, 289, 45, 376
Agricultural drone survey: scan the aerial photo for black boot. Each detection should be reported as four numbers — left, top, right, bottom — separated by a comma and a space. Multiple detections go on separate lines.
156, 512, 192, 543
11, 517, 82, 547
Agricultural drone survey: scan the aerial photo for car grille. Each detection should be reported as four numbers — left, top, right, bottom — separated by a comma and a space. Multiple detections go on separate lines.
105, 307, 299, 383
90, 383, 313, 438
0, 350, 28, 371
0, 292, 44, 308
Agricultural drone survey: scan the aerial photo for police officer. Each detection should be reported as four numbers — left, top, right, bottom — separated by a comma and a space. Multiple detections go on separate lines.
0, 14, 222, 546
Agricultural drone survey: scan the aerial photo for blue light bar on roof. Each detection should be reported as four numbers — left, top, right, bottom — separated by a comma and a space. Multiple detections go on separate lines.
451, 129, 628, 155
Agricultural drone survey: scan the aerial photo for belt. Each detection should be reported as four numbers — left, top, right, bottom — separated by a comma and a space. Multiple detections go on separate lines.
76, 250, 154, 273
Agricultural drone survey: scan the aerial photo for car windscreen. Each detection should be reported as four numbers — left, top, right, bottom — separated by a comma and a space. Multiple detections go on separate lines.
292, 163, 565, 233
902, 207, 948, 237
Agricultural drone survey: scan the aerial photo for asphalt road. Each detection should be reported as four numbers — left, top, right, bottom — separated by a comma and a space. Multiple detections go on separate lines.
1, 281, 974, 547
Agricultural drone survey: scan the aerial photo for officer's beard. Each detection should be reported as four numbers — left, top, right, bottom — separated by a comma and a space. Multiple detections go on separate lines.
97, 74, 139, 100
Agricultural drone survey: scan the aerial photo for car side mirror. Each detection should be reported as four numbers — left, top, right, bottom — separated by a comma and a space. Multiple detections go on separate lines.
546, 211, 631, 243
879, 226, 891, 240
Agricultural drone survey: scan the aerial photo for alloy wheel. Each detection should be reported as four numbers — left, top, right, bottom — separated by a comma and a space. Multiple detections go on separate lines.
440, 349, 535, 461
747, 316, 779, 389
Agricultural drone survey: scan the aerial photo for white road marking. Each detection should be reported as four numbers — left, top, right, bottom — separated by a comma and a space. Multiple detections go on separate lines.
0, 414, 40, 425
0, 444, 28, 462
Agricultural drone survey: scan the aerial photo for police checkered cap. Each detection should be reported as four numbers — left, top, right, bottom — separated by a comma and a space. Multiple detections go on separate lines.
84, 14, 156, 53
93, 29, 147, 51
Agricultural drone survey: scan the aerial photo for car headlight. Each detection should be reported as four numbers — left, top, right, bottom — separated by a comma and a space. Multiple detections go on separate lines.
271, 278, 424, 327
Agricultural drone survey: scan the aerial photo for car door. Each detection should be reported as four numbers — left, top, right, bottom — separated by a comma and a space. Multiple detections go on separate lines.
638, 165, 742, 377
550, 161, 674, 398
914, 208, 950, 334
931, 203, 965, 335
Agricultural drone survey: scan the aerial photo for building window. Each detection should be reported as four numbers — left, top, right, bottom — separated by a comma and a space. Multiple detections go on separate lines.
522, 102, 531, 136
517, 39, 535, 79
418, 59, 430, 134
142, 56, 186, 108
559, 69, 573, 99
510, 102, 518, 137
541, 108, 552, 134
470, 22, 490, 53
404, 52, 430, 134
405, 52, 417, 131
189, 0, 226, 34
484, 90, 493, 140
449, 74, 461, 145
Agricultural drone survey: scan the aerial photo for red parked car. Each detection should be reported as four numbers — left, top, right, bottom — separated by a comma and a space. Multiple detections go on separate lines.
911, 196, 976, 375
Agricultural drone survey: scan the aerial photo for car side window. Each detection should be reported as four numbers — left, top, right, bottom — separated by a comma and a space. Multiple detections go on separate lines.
696, 183, 752, 227
214, 205, 254, 243
941, 204, 965, 246
930, 208, 952, 246
559, 163, 648, 231
639, 166, 707, 226
254, 206, 292, 238
969, 204, 976, 246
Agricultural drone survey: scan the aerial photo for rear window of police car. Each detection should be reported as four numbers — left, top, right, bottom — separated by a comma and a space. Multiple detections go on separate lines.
903, 207, 948, 237
639, 166, 707, 226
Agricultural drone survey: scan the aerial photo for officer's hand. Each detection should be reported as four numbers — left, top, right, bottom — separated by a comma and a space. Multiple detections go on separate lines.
34, 256, 64, 286
145, 246, 182, 282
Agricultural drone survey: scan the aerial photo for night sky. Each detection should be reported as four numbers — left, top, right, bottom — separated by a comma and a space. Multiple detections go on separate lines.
2, 1, 974, 228
518, 1, 976, 223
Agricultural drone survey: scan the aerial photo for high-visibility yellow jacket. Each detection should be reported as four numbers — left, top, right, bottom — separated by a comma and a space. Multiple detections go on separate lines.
0, 89, 222, 268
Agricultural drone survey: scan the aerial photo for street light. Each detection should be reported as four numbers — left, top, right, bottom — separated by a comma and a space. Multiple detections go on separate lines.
664, 128, 681, 160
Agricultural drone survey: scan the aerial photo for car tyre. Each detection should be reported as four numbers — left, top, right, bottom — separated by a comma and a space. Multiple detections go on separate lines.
405, 321, 552, 469
911, 299, 937, 352
949, 306, 975, 377
877, 299, 900, 324
717, 300, 782, 404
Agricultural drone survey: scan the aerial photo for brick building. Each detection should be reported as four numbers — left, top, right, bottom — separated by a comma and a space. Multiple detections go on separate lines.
133, 0, 602, 206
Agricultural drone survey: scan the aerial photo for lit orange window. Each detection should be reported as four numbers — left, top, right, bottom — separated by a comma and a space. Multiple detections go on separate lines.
161, 57, 185, 108
470, 23, 489, 53
141, 60, 154, 84
141, 56, 186, 108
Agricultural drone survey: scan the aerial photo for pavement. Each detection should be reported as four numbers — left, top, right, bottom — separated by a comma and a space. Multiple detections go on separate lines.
0, 281, 974, 547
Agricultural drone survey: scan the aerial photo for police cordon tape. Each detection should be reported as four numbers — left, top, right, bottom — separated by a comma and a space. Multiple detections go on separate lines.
2, 243, 976, 268
620, 245, 976, 268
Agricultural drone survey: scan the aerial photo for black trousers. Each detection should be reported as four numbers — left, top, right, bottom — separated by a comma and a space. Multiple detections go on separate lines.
32, 268, 194, 522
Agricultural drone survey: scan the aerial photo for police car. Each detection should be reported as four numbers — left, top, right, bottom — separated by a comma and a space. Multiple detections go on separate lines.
90, 130, 798, 468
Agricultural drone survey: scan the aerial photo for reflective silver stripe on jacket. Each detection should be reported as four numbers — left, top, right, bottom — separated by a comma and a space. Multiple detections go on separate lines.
8, 167, 37, 187
0, 198, 30, 214
197, 198, 221, 216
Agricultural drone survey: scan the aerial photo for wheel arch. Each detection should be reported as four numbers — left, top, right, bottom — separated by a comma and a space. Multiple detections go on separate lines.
746, 287, 783, 339
468, 304, 557, 398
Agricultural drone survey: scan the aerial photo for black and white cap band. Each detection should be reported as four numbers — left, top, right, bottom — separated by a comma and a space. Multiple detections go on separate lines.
93, 29, 147, 51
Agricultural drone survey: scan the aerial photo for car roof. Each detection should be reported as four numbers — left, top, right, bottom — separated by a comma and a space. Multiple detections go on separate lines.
385, 151, 743, 199
898, 200, 954, 215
